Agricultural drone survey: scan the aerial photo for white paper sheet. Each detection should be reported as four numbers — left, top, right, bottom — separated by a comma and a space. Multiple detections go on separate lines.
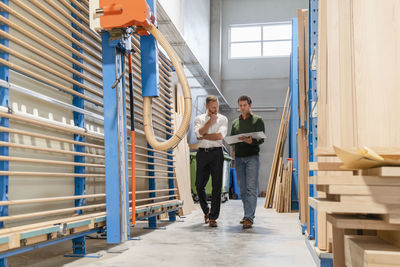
224, 131, 266, 145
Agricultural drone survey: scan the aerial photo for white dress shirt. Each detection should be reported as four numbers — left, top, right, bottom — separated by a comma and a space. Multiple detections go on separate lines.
194, 113, 228, 148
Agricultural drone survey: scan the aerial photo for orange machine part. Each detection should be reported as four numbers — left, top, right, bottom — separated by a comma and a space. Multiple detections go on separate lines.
99, 0, 152, 30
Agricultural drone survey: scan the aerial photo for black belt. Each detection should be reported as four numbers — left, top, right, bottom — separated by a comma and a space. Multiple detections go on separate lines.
198, 147, 222, 152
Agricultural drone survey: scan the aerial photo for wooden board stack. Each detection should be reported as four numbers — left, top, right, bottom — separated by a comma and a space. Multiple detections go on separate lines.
264, 87, 291, 209
272, 160, 293, 213
309, 156, 400, 266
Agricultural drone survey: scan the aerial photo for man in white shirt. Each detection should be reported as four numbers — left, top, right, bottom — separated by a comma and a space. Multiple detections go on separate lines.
194, 95, 228, 227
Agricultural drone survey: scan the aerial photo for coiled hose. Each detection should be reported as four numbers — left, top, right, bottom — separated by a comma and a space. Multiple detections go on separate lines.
142, 23, 192, 151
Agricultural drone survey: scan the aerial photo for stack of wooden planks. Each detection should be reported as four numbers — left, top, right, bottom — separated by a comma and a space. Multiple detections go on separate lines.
264, 87, 291, 209
327, 214, 400, 267
273, 160, 293, 213
309, 155, 400, 265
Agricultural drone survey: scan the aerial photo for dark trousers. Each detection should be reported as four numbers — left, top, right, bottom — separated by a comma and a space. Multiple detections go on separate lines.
195, 148, 224, 220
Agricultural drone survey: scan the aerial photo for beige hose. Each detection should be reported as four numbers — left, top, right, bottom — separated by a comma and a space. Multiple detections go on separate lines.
142, 24, 192, 151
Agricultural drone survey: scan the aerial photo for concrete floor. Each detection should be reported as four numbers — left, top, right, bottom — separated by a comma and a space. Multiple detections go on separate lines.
9, 198, 315, 267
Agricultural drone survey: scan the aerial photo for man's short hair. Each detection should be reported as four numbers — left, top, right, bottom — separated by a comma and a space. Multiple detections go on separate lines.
238, 95, 252, 105
206, 95, 218, 104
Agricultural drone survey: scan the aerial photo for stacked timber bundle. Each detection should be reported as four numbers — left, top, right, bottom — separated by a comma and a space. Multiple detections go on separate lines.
273, 160, 293, 213
264, 87, 291, 210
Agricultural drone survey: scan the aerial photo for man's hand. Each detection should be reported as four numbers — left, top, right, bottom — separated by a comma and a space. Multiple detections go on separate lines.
209, 113, 217, 125
239, 136, 252, 144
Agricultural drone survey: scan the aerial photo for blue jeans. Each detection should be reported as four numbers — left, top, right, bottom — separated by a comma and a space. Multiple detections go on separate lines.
235, 155, 260, 223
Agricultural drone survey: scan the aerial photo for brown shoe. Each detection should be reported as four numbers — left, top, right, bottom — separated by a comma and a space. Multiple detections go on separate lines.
242, 219, 253, 229
240, 218, 245, 224
209, 219, 218, 227
204, 212, 210, 224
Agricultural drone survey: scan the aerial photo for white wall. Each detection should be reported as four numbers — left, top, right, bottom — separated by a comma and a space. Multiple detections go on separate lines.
159, 0, 211, 73
211, 0, 308, 194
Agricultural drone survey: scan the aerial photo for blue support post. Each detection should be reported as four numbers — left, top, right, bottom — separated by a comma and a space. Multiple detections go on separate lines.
101, 32, 130, 243
71, 1, 86, 256
163, 73, 175, 222
147, 145, 157, 228
140, 0, 158, 97
0, 1, 8, 266
140, 0, 160, 228
308, 0, 319, 242
289, 18, 299, 211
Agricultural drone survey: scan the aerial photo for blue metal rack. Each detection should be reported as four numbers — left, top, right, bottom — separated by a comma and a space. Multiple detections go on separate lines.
71, 0, 87, 256
147, 145, 157, 228
308, 0, 319, 242
289, 18, 300, 212
306, 1, 332, 266
0, 0, 183, 264
0, 1, 8, 266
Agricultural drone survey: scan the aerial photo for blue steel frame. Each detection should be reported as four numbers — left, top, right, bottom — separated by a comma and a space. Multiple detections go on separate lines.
289, 18, 299, 211
161, 63, 175, 222
140, 0, 159, 98
101, 32, 130, 243
308, 0, 319, 242
0, 1, 8, 266
0, 229, 99, 260
71, 0, 86, 255
147, 145, 157, 228
141, 0, 159, 228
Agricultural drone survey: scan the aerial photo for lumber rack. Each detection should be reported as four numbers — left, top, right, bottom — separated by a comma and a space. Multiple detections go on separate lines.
0, 200, 182, 261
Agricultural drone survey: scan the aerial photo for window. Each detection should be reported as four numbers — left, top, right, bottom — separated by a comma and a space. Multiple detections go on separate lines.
229, 22, 292, 59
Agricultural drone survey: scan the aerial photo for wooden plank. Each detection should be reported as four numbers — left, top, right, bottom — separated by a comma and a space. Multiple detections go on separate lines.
309, 197, 399, 214
308, 162, 349, 171
0, 236, 9, 245
364, 167, 400, 177
309, 175, 400, 186
382, 214, 400, 225
273, 157, 283, 209
66, 219, 92, 230
297, 9, 306, 127
327, 185, 400, 196
318, 210, 327, 251
316, 147, 400, 157
340, 195, 400, 205
345, 235, 400, 266
297, 127, 308, 222
287, 160, 293, 213
265, 87, 290, 208
327, 214, 400, 231
332, 225, 345, 267
352, 0, 400, 148
20, 226, 60, 240
173, 113, 195, 215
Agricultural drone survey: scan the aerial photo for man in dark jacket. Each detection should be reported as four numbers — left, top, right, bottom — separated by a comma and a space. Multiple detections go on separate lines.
230, 95, 265, 229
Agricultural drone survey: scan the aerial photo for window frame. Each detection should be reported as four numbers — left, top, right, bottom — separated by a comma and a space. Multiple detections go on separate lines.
228, 21, 292, 59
